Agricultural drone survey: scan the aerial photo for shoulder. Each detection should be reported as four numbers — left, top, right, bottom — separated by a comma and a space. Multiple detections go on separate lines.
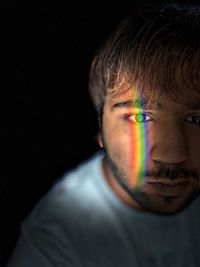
23, 150, 105, 230
7, 153, 105, 267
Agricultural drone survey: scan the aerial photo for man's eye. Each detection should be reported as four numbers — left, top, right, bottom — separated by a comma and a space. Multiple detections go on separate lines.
125, 113, 152, 123
186, 116, 200, 126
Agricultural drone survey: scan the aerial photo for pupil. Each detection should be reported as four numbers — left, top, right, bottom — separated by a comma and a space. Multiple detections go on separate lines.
137, 114, 145, 122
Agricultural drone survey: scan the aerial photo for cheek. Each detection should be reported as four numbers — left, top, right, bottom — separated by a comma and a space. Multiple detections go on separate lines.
104, 123, 148, 187
186, 131, 200, 166
189, 146, 200, 182
128, 124, 149, 186
104, 125, 130, 155
103, 122, 130, 167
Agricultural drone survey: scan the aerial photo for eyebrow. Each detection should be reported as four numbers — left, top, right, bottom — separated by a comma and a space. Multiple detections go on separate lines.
113, 99, 200, 110
112, 99, 163, 110
185, 101, 200, 110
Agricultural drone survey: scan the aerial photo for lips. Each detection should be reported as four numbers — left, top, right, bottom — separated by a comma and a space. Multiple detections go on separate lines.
147, 181, 189, 196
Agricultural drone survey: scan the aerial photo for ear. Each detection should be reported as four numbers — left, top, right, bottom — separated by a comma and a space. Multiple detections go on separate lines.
97, 116, 104, 148
97, 131, 104, 148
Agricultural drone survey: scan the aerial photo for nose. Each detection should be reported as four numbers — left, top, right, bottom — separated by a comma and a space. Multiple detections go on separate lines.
150, 124, 189, 165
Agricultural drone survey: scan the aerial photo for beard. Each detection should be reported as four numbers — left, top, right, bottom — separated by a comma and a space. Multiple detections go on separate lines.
102, 129, 200, 215
106, 152, 200, 214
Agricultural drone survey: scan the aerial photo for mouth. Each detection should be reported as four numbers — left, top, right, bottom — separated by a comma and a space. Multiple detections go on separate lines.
147, 180, 190, 196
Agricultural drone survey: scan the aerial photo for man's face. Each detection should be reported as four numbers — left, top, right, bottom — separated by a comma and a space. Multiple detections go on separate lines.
100, 89, 200, 214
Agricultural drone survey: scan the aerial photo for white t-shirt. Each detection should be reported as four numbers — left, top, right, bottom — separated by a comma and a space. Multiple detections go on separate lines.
7, 151, 200, 267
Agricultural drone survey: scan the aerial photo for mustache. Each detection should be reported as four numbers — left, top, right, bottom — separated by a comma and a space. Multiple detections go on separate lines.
144, 166, 199, 181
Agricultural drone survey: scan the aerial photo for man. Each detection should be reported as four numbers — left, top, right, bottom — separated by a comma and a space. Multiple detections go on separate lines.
7, 4, 200, 266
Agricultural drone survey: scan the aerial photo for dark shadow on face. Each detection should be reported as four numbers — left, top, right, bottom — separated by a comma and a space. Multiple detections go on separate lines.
104, 142, 200, 215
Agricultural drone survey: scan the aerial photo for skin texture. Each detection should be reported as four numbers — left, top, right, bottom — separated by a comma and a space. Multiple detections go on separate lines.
99, 89, 200, 214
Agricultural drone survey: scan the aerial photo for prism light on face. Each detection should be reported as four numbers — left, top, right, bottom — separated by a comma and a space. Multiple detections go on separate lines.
129, 92, 149, 188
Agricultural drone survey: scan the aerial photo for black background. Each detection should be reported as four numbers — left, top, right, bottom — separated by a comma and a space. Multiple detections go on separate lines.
1, 0, 199, 266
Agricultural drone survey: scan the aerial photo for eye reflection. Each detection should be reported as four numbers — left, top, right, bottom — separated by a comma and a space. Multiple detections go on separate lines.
125, 113, 153, 123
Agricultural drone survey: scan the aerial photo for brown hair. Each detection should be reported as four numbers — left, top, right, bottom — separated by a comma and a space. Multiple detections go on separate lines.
88, 4, 200, 117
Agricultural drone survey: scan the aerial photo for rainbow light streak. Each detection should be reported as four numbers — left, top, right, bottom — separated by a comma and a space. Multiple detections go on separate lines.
129, 91, 149, 187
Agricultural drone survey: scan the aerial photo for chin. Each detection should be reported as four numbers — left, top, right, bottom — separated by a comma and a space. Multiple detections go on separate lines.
131, 190, 200, 215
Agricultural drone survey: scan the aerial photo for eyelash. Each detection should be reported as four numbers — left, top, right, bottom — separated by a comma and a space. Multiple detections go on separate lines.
185, 115, 200, 126
123, 113, 200, 126
123, 113, 153, 123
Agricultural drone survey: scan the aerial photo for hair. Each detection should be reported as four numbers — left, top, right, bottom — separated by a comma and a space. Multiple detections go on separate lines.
88, 3, 200, 118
